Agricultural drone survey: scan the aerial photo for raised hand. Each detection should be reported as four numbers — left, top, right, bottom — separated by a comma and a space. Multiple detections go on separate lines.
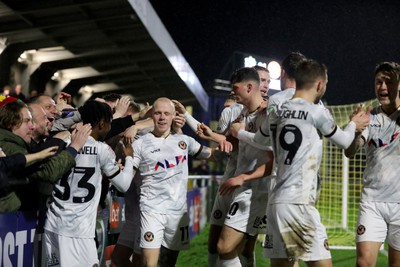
123, 125, 138, 144
171, 100, 186, 114
69, 124, 92, 152
172, 113, 186, 133
139, 102, 152, 119
113, 96, 131, 118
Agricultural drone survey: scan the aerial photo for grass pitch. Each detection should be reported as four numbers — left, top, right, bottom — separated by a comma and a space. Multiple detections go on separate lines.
177, 224, 388, 267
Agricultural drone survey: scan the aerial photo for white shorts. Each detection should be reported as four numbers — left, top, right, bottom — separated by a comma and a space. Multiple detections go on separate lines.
140, 211, 190, 251
209, 190, 234, 226
264, 203, 331, 262
44, 230, 98, 267
356, 201, 400, 250
224, 186, 268, 236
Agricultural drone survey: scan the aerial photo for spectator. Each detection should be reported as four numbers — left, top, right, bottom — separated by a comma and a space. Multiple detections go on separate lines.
0, 100, 90, 211
0, 146, 58, 212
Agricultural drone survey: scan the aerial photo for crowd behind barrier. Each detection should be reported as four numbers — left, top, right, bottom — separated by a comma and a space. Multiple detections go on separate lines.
0, 175, 219, 267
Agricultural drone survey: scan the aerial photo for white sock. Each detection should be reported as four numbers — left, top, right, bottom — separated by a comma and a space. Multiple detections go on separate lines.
220, 257, 242, 267
208, 252, 219, 267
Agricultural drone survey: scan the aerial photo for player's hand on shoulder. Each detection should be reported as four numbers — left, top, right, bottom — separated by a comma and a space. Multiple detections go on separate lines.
70, 123, 92, 152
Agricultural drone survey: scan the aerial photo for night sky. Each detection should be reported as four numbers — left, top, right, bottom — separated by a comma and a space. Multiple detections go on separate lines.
149, 0, 400, 105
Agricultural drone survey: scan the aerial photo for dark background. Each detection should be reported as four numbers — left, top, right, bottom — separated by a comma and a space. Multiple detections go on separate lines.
150, 0, 400, 105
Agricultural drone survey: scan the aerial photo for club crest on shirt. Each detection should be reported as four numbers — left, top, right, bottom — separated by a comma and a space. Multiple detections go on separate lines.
247, 122, 254, 132
144, 231, 154, 242
178, 141, 187, 150
213, 209, 222, 219
357, 225, 366, 235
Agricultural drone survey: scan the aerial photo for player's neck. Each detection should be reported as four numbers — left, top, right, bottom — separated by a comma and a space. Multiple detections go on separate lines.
381, 102, 400, 115
152, 129, 171, 138
247, 96, 264, 113
293, 89, 315, 103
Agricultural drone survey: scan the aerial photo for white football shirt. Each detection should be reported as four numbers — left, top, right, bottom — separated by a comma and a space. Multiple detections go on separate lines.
269, 99, 336, 205
234, 106, 270, 189
45, 136, 120, 238
360, 107, 400, 202
216, 103, 243, 182
132, 133, 202, 214
216, 103, 243, 134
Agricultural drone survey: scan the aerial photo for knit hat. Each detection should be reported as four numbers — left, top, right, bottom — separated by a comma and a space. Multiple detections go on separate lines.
0, 96, 23, 107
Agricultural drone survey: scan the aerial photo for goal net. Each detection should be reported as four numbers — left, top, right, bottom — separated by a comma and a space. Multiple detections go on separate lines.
317, 99, 377, 249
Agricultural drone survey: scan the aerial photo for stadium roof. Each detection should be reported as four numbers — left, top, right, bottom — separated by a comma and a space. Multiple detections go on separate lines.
0, 0, 209, 110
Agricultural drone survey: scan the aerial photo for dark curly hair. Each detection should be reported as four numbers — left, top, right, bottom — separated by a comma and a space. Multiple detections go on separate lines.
78, 100, 113, 128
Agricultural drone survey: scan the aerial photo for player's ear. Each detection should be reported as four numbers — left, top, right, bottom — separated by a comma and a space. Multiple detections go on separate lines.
98, 119, 106, 129
247, 83, 252, 93
316, 80, 323, 93
281, 69, 287, 79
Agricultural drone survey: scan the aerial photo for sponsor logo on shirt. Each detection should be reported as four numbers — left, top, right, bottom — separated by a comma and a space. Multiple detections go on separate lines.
370, 123, 381, 127
368, 131, 400, 148
154, 155, 187, 171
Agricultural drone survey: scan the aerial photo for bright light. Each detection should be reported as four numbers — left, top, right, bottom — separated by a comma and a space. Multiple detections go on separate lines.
244, 56, 257, 67
257, 62, 267, 68
267, 61, 281, 79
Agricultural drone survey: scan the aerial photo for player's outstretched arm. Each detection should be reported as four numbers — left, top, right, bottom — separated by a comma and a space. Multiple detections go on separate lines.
108, 156, 136, 193
197, 123, 227, 143
329, 106, 370, 149
344, 105, 371, 157
25, 146, 59, 165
